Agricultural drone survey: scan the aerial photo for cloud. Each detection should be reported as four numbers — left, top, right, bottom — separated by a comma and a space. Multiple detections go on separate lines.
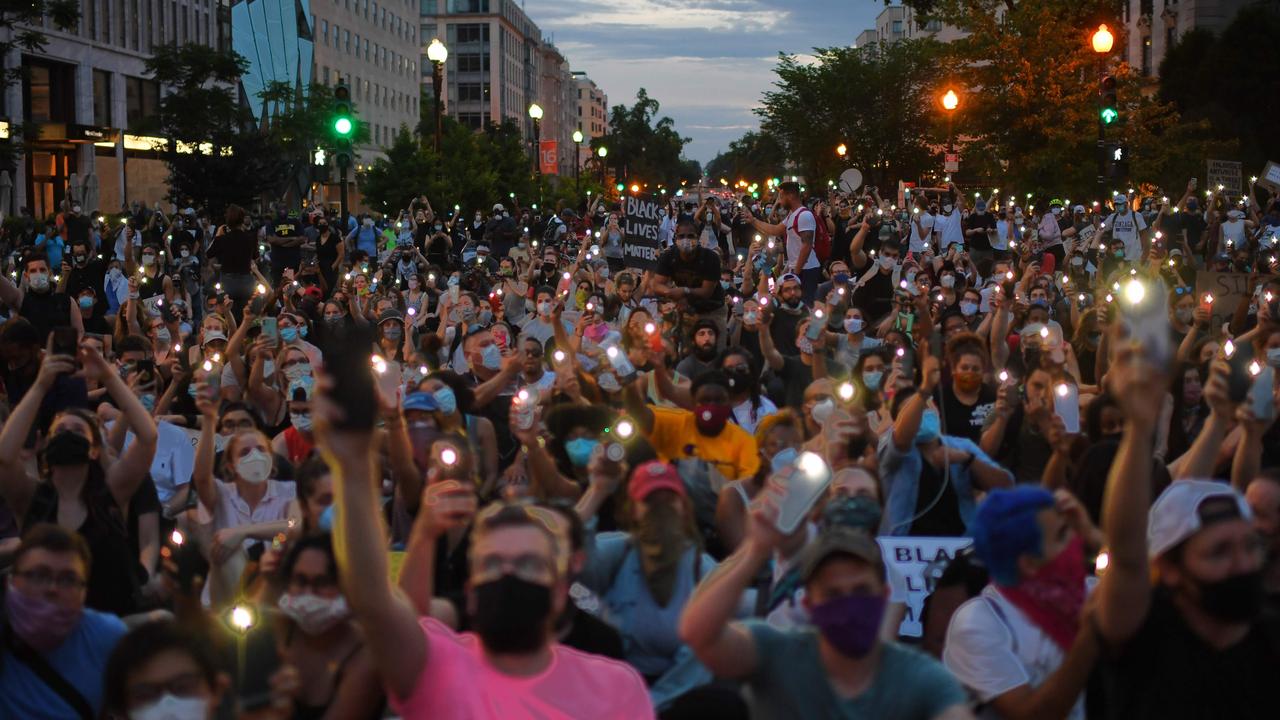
524, 0, 883, 164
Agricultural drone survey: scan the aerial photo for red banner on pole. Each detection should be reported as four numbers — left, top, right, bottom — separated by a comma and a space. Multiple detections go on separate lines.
539, 140, 558, 175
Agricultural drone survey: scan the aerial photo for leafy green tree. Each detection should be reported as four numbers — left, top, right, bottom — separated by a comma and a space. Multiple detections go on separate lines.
1158, 5, 1280, 175
145, 44, 286, 215
705, 132, 786, 184
757, 39, 944, 189
258, 81, 371, 201
594, 89, 698, 188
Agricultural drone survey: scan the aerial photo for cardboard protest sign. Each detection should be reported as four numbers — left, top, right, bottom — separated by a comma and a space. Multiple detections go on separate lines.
1258, 160, 1280, 193
877, 536, 974, 638
1195, 271, 1275, 325
621, 193, 663, 271
1207, 159, 1243, 198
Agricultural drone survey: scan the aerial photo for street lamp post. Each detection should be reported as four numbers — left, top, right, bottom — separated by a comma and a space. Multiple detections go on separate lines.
528, 103, 543, 207
836, 143, 847, 158
597, 146, 608, 185
941, 89, 959, 158
1092, 24, 1115, 203
573, 129, 584, 199
427, 38, 448, 153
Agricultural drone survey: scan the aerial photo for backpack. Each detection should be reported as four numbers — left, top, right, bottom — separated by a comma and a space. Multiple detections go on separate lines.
790, 208, 831, 265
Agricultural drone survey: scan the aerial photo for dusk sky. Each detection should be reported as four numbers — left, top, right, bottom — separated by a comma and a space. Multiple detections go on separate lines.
524, 0, 884, 166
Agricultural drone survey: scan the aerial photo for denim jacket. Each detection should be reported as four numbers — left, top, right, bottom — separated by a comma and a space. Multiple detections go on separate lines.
876, 431, 1011, 536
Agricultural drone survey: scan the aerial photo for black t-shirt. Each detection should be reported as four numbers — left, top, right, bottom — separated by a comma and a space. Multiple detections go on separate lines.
19, 289, 73, 342
66, 258, 108, 316
63, 213, 90, 246
769, 308, 805, 357
655, 246, 724, 313
910, 455, 965, 537
1102, 589, 1280, 720
964, 212, 997, 251
208, 228, 259, 274
270, 215, 302, 274
937, 383, 997, 444
1175, 212, 1209, 249
851, 262, 895, 322
560, 606, 626, 660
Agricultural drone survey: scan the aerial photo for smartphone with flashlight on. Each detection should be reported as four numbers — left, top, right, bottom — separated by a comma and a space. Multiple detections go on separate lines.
1249, 362, 1276, 422
772, 452, 833, 534
1054, 382, 1081, 434
1119, 276, 1171, 369
326, 325, 377, 430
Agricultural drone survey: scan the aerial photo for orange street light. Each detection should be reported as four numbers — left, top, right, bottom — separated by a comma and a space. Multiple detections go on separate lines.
941, 89, 959, 112
1092, 24, 1114, 54
836, 143, 847, 157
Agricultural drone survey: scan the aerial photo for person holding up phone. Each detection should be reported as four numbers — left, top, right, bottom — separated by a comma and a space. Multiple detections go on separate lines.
679, 508, 970, 720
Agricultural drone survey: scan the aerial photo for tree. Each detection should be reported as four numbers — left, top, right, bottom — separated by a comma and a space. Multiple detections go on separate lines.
146, 44, 286, 216
1158, 5, 1280, 176
0, 1, 79, 170
258, 80, 371, 202
705, 132, 786, 184
757, 39, 945, 189
594, 89, 698, 189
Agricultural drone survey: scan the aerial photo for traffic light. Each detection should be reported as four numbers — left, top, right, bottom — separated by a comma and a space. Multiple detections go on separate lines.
332, 81, 355, 169
1099, 75, 1118, 125
1107, 143, 1129, 180
615, 182, 625, 192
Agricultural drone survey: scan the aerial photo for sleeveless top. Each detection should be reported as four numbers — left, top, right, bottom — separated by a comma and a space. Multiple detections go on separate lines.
282, 427, 315, 466
23, 473, 142, 616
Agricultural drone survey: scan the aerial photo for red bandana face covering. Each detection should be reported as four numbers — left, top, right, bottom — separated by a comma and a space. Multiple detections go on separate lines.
694, 403, 732, 436
995, 535, 1086, 651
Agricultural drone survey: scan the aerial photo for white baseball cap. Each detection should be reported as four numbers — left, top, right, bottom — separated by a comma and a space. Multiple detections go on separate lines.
1148, 480, 1252, 558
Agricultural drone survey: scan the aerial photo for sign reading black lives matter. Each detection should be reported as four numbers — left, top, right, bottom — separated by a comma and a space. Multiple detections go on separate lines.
622, 193, 663, 271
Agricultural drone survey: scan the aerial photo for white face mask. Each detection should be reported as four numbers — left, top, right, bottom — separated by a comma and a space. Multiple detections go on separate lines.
235, 449, 272, 483
844, 317, 865, 334
129, 693, 209, 720
27, 272, 50, 291
290, 412, 312, 431
278, 592, 350, 636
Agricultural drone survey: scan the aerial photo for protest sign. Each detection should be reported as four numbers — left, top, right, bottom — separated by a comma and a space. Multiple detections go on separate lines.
877, 536, 974, 638
1207, 159, 1243, 197
621, 193, 663, 271
1258, 160, 1280, 193
1195, 271, 1276, 325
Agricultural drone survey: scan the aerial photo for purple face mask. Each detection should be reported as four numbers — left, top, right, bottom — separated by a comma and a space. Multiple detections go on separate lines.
807, 591, 887, 659
5, 583, 82, 653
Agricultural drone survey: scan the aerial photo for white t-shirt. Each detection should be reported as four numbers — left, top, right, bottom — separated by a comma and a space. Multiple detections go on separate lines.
934, 210, 964, 250
1104, 209, 1147, 260
731, 395, 778, 435
993, 220, 1015, 251
943, 585, 1088, 720
784, 208, 821, 271
909, 212, 936, 254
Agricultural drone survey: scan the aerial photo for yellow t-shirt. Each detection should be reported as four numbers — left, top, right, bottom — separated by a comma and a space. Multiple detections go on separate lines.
646, 406, 761, 481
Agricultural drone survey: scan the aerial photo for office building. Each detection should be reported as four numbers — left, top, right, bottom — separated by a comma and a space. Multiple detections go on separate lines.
0, 1, 225, 218
537, 41, 578, 177
1122, 0, 1250, 78
420, 0, 542, 141
855, 3, 965, 48
855, 29, 879, 48
310, 0, 421, 154
573, 71, 607, 170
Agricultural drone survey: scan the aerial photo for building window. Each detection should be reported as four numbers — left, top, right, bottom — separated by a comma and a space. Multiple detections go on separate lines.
448, 0, 488, 12
458, 112, 483, 128
322, 19, 328, 44
93, 70, 112, 126
457, 82, 482, 102
1142, 37, 1152, 76
125, 75, 160, 131
455, 23, 487, 43
892, 20, 902, 33
456, 52, 486, 72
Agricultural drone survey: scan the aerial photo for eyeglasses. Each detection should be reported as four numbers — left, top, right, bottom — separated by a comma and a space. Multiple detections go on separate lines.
288, 573, 338, 594
126, 673, 208, 707
14, 569, 86, 591
473, 552, 554, 585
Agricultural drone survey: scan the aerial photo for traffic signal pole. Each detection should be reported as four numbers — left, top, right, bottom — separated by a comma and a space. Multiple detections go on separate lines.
1097, 60, 1105, 202
339, 154, 350, 228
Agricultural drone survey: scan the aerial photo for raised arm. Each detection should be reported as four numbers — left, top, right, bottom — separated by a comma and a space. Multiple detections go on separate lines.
314, 382, 427, 701
756, 305, 785, 372
0, 352, 74, 516
89, 344, 159, 505
1095, 345, 1165, 646
1168, 360, 1232, 480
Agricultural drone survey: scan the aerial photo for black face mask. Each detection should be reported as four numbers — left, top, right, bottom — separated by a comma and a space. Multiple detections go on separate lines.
44, 431, 92, 466
471, 574, 552, 653
1195, 570, 1265, 623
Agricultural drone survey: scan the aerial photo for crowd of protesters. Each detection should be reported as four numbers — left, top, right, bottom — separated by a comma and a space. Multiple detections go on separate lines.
0, 175, 1278, 720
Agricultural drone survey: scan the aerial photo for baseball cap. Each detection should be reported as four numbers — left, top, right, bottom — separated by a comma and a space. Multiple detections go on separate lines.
1169, 248, 1183, 257
975, 200, 987, 212
1113, 193, 1127, 203
377, 308, 404, 325
628, 461, 687, 503
1148, 480, 1252, 558
796, 527, 884, 583
492, 203, 505, 212
1073, 205, 1086, 214
779, 272, 802, 285
201, 331, 228, 346
403, 391, 440, 413
1049, 198, 1064, 207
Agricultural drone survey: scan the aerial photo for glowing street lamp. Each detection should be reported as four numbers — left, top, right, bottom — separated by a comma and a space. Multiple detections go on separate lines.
836, 143, 847, 158
1092, 24, 1114, 54
427, 39, 448, 152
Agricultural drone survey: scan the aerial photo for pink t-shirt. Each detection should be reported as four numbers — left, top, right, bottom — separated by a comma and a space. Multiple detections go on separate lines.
391, 617, 654, 720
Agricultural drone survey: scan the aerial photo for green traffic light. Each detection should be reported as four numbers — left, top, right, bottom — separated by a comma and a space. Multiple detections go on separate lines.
334, 116, 354, 136
1100, 107, 1118, 125
615, 183, 624, 191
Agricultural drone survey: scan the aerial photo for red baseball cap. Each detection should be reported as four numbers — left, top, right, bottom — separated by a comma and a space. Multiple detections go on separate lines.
628, 461, 686, 503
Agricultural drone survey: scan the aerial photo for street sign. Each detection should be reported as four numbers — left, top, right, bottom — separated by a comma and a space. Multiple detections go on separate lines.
944, 153, 959, 173
1207, 159, 1243, 197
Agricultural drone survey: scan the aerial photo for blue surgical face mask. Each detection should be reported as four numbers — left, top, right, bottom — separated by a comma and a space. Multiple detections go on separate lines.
770, 447, 799, 472
916, 408, 941, 444
139, 393, 156, 412
318, 504, 335, 532
280, 327, 299, 343
78, 296, 94, 309
433, 386, 458, 415
480, 343, 502, 371
862, 370, 883, 391
565, 437, 598, 467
